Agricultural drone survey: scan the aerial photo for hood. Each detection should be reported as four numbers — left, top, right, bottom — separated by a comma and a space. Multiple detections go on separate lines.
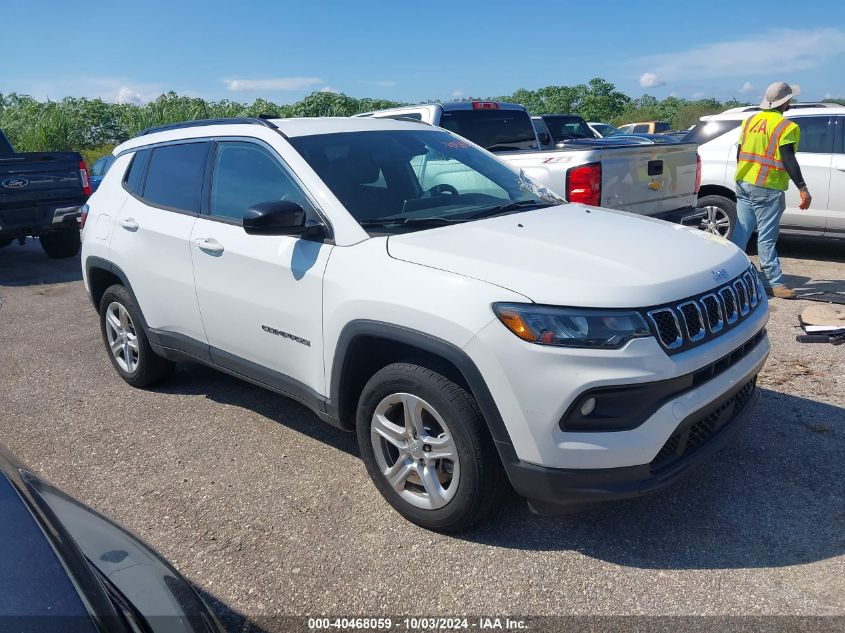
386, 205, 750, 308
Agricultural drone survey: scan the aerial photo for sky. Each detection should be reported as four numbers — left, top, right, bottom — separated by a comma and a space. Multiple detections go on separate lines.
2, 0, 844, 105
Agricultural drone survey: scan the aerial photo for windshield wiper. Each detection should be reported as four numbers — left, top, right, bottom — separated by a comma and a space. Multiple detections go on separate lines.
359, 216, 466, 228
464, 199, 554, 220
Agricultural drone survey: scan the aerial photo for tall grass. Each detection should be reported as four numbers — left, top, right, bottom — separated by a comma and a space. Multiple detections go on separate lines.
0, 90, 402, 154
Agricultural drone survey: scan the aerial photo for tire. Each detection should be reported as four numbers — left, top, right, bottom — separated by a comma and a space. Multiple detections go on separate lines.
99, 284, 172, 388
39, 228, 80, 258
696, 195, 737, 240
356, 362, 506, 533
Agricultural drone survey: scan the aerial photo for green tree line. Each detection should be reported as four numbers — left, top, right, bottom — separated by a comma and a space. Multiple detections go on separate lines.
3, 77, 839, 163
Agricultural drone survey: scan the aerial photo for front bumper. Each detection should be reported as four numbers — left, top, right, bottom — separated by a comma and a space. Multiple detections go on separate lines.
505, 375, 761, 510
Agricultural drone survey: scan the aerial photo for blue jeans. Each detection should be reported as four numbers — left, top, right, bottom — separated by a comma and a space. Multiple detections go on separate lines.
731, 180, 787, 288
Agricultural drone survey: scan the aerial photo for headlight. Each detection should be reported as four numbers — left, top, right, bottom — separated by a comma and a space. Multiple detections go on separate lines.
493, 303, 651, 349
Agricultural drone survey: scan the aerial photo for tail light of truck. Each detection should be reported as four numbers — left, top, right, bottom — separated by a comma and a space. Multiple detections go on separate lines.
472, 101, 499, 110
79, 160, 91, 196
694, 153, 702, 194
79, 203, 89, 230
566, 162, 602, 206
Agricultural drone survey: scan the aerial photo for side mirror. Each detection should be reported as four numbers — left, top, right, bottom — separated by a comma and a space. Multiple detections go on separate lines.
242, 201, 325, 238
538, 132, 551, 146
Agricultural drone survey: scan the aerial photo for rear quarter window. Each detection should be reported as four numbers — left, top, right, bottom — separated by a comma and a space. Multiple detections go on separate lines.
123, 149, 151, 195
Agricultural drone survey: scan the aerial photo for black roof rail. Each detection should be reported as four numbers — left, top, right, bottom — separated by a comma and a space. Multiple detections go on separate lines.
138, 117, 279, 136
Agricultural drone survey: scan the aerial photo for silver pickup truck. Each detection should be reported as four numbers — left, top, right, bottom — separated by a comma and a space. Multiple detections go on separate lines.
356, 101, 703, 224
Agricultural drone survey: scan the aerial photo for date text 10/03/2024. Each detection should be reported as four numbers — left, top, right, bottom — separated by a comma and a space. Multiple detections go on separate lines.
307, 617, 528, 630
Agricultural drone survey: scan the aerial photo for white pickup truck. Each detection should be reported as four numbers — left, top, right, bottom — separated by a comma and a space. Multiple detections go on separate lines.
356, 101, 703, 224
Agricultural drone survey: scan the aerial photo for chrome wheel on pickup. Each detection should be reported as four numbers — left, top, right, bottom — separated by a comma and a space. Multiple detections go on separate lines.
356, 363, 505, 533
700, 205, 732, 237
696, 195, 737, 240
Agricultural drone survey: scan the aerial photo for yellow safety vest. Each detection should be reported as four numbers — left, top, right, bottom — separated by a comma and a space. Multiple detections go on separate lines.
735, 110, 800, 191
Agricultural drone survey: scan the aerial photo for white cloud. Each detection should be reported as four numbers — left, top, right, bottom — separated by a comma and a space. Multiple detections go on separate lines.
452, 89, 464, 98
739, 81, 755, 94
319, 85, 341, 93
639, 72, 665, 88
9, 77, 164, 103
630, 28, 845, 81
115, 86, 145, 104
223, 77, 323, 92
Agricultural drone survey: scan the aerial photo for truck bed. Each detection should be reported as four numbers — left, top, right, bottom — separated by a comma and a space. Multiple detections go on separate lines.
499, 142, 699, 216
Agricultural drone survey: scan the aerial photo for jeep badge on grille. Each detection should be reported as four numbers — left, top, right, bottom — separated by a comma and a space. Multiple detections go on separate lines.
711, 269, 728, 281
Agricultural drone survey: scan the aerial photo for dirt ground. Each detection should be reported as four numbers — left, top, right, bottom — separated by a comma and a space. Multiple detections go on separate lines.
0, 235, 842, 632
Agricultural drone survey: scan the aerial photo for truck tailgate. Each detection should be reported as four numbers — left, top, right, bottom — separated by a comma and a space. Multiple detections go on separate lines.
500, 143, 698, 216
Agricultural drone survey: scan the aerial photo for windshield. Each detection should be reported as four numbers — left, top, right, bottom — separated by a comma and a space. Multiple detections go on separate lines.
591, 124, 617, 137
437, 109, 537, 151
543, 116, 596, 141
289, 129, 560, 233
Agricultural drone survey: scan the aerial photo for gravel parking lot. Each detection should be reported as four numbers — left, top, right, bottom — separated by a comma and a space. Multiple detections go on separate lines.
1, 237, 843, 630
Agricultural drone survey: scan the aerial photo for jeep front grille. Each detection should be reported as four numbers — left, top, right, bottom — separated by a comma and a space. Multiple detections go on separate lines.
645, 267, 763, 354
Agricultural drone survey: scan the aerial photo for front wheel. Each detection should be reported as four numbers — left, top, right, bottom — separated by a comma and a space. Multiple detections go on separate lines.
696, 195, 737, 240
356, 363, 506, 533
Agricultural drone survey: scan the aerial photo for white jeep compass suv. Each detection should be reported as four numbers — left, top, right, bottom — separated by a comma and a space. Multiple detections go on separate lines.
82, 116, 770, 532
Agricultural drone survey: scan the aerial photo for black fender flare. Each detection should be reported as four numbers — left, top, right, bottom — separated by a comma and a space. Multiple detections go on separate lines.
84, 257, 148, 327
329, 320, 518, 463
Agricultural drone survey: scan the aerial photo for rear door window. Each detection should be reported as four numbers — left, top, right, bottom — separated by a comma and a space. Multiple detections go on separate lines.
791, 116, 832, 154
142, 142, 210, 213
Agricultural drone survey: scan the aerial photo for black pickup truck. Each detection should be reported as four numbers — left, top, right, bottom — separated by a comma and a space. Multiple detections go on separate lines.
0, 129, 90, 258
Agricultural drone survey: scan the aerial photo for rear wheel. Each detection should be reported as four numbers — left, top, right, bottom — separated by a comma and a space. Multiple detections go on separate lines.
99, 284, 172, 388
356, 363, 506, 533
696, 195, 737, 240
39, 228, 80, 258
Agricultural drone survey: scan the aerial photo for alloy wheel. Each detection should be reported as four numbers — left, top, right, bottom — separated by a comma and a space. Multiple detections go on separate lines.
700, 205, 731, 237
104, 301, 139, 373
370, 392, 460, 510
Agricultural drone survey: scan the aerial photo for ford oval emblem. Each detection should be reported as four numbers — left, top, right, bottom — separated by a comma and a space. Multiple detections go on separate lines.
712, 269, 728, 281
2, 177, 29, 189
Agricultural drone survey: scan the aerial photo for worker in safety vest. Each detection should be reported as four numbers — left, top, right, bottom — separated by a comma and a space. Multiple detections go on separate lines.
731, 81, 811, 300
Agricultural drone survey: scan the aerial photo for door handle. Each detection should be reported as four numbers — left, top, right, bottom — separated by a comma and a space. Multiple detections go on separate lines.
118, 218, 139, 231
193, 238, 224, 255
